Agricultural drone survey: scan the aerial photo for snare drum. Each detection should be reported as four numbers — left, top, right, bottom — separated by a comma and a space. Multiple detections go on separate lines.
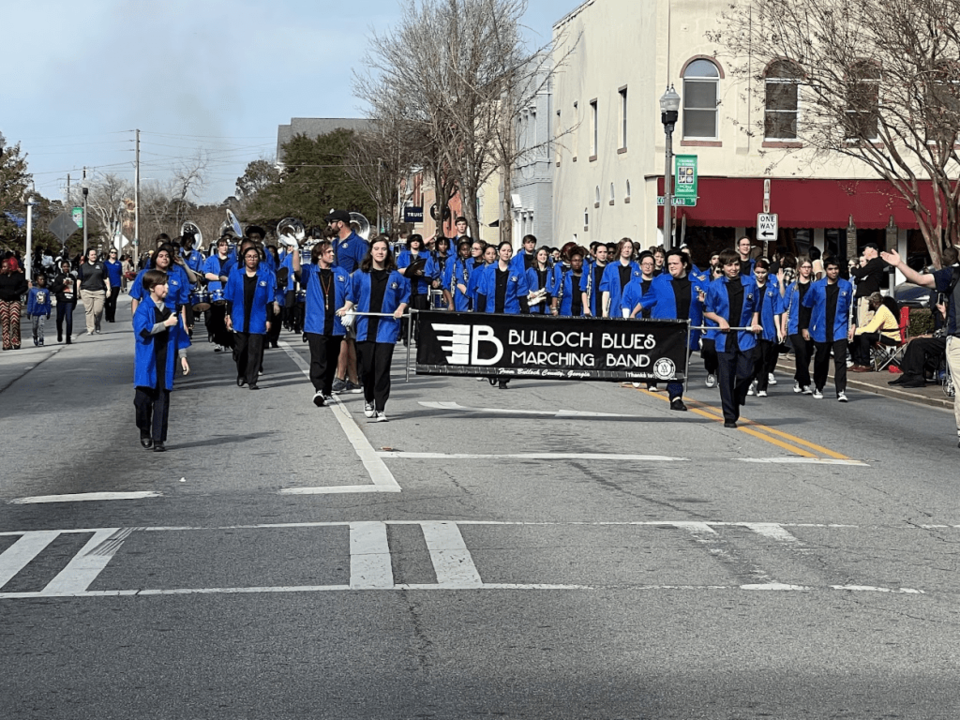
210, 288, 226, 306
190, 289, 211, 312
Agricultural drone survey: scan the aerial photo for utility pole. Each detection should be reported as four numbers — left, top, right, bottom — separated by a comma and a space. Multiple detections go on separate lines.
66, 173, 71, 210
82, 167, 89, 256
134, 128, 140, 267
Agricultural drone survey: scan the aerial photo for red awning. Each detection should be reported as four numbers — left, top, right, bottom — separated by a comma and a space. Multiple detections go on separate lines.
658, 177, 940, 230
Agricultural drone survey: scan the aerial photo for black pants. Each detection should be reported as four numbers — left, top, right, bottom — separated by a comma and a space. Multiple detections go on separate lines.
209, 304, 232, 348
790, 333, 813, 389
307, 333, 344, 394
717, 349, 754, 423
104, 286, 120, 322
852, 332, 896, 366
900, 336, 947, 380
701, 338, 718, 375
356, 341, 395, 412
135, 385, 170, 442
56, 302, 74, 341
752, 338, 780, 392
266, 302, 282, 347
234, 332, 265, 386
813, 339, 848, 396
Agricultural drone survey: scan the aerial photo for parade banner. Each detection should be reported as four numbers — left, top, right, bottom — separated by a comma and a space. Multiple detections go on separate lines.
416, 311, 689, 382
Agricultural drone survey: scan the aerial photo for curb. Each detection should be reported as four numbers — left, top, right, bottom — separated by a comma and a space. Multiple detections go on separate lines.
774, 360, 953, 411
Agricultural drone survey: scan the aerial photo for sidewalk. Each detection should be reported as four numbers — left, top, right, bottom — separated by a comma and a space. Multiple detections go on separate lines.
774, 356, 954, 411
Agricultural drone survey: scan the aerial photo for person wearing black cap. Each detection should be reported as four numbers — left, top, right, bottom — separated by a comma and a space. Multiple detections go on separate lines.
850, 242, 885, 327
326, 209, 367, 394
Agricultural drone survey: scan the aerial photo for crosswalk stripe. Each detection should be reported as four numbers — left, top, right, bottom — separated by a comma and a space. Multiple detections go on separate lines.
41, 529, 124, 595
0, 531, 60, 588
349, 522, 394, 589
420, 521, 482, 588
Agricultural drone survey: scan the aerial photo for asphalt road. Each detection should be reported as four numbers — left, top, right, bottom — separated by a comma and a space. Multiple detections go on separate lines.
2, 298, 959, 719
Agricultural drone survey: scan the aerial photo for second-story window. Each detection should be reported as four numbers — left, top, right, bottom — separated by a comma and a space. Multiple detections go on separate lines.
682, 59, 720, 139
764, 59, 802, 140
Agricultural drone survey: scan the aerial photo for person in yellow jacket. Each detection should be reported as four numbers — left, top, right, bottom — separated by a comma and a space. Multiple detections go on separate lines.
850, 292, 901, 371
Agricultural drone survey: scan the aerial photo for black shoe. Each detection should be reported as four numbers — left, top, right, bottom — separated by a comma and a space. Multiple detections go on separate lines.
488, 377, 497, 386
724, 421, 738, 428
887, 377, 905, 385
153, 442, 166, 452
248, 383, 260, 390
237, 376, 246, 387
901, 380, 926, 389
670, 398, 687, 411
140, 436, 153, 449
57, 335, 62, 342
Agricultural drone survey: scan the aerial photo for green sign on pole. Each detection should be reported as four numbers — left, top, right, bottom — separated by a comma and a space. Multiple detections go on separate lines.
674, 154, 698, 201
72, 207, 84, 229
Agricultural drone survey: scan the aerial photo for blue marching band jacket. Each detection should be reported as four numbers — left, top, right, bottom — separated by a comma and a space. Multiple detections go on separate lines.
704, 275, 760, 353
350, 270, 411, 343
129, 264, 192, 312
133, 295, 184, 391
754, 280, 784, 342
782, 279, 813, 337
555, 267, 586, 317
224, 266, 277, 335
599, 261, 642, 317
632, 273, 708, 347
301, 264, 353, 337
801, 277, 854, 343
477, 264, 531, 314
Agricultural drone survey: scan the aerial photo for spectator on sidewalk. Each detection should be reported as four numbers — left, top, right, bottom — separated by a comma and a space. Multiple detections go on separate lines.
850, 243, 886, 326
77, 248, 110, 336
50, 260, 78, 343
103, 249, 123, 322
0, 256, 29, 350
26, 274, 52, 346
889, 300, 948, 388
851, 293, 900, 371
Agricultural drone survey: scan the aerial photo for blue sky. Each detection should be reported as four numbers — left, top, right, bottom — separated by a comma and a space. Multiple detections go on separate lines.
2, 0, 576, 205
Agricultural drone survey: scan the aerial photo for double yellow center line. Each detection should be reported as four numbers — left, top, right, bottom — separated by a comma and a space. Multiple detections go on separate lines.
629, 386, 851, 460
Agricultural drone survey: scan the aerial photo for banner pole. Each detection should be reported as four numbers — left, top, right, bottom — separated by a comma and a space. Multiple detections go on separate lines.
685, 319, 692, 387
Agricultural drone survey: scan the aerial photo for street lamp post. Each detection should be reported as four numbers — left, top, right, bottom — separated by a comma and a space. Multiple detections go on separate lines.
81, 181, 90, 256
659, 85, 681, 246
25, 195, 37, 282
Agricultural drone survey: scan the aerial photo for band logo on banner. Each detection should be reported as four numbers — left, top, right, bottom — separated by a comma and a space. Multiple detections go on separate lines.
416, 311, 689, 382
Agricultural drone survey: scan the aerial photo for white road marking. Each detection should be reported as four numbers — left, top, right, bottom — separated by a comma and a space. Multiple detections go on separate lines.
739, 523, 801, 542
10, 491, 161, 504
279, 342, 401, 494
41, 528, 126, 595
420, 521, 482, 588
739, 458, 869, 467
0, 531, 60, 587
419, 401, 637, 418
379, 452, 688, 462
830, 585, 924, 594
349, 521, 394, 589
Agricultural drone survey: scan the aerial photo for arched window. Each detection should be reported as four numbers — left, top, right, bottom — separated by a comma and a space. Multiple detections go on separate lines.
765, 60, 802, 140
683, 59, 720, 139
845, 61, 881, 140
625, 179, 631, 200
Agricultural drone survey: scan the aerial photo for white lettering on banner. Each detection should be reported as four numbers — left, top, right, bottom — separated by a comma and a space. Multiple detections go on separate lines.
471, 325, 504, 366
507, 329, 594, 349
606, 354, 652, 368
601, 333, 657, 351
511, 351, 596, 367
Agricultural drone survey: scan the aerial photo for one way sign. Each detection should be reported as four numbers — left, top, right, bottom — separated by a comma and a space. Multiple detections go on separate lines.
757, 213, 778, 242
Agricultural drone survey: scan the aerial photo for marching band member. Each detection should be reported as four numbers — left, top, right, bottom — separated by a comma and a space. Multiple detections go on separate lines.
265, 245, 284, 349
397, 234, 434, 342
556, 248, 586, 317
581, 243, 608, 316
510, 234, 539, 274
339, 237, 410, 422
129, 244, 191, 331
327, 209, 367, 395
478, 241, 531, 389
202, 235, 235, 352
781, 256, 815, 394
700, 264, 724, 388
468, 244, 498, 311
600, 238, 641, 318
801, 257, 854, 402
526, 246, 556, 316
703, 249, 762, 428
621, 252, 657, 319
631, 249, 707, 411
224, 245, 276, 390
290, 240, 352, 407
749, 259, 784, 397
430, 236, 451, 309
445, 240, 474, 311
